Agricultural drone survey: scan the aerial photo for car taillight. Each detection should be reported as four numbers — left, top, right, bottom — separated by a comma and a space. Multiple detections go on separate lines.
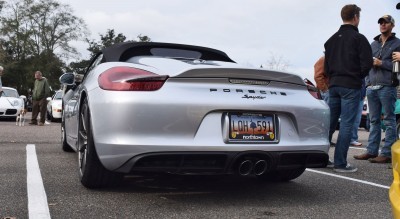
98, 67, 168, 91
303, 78, 322, 100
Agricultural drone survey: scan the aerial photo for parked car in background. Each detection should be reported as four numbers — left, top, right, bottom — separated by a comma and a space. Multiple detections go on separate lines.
60, 42, 329, 189
46, 90, 62, 122
390, 140, 400, 218
0, 87, 25, 119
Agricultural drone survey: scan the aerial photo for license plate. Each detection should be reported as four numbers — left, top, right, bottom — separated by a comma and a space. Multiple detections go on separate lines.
228, 112, 277, 142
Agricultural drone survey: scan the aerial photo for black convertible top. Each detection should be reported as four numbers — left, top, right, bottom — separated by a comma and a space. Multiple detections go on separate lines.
101, 42, 236, 63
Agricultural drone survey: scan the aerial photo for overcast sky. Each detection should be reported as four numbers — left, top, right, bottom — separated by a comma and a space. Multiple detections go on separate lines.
60, 0, 398, 82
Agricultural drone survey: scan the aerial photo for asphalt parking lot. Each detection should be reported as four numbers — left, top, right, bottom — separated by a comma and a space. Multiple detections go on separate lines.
0, 113, 394, 218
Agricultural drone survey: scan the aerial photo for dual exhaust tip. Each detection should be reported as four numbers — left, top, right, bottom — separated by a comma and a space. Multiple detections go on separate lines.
238, 159, 268, 176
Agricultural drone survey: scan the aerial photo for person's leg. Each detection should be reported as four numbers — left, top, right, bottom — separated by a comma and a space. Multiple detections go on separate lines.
39, 98, 47, 124
378, 86, 397, 157
366, 113, 370, 131
322, 90, 329, 104
334, 87, 360, 168
350, 99, 363, 144
328, 88, 340, 143
30, 100, 39, 124
365, 88, 382, 156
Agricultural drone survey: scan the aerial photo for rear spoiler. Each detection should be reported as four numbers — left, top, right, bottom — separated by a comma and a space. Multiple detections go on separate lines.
174, 68, 305, 85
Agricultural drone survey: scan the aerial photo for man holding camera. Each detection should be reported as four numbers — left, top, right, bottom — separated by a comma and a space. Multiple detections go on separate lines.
354, 15, 400, 163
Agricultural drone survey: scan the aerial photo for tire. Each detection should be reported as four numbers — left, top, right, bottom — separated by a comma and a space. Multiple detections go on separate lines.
257, 168, 306, 182
61, 120, 73, 152
78, 99, 122, 188
46, 110, 52, 121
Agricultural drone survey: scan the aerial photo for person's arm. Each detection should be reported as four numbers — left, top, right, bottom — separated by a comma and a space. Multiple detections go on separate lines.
44, 79, 51, 97
358, 35, 373, 78
379, 56, 394, 71
376, 42, 400, 71
393, 51, 400, 62
314, 56, 328, 91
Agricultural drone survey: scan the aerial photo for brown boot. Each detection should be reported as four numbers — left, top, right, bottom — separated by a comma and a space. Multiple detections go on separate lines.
353, 153, 377, 160
368, 156, 391, 163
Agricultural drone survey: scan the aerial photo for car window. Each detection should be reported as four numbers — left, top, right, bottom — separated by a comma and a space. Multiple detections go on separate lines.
54, 91, 63, 100
86, 54, 104, 74
2, 88, 19, 98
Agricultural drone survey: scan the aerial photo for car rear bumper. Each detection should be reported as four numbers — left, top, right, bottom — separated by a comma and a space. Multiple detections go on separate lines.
52, 109, 62, 119
111, 150, 328, 174
87, 85, 329, 173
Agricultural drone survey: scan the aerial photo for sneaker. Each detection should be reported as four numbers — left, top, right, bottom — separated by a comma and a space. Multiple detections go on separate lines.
38, 122, 44, 126
350, 141, 362, 146
327, 160, 334, 168
333, 164, 358, 173
28, 122, 37, 125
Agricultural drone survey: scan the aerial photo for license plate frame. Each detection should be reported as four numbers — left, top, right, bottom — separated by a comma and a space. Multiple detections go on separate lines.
224, 112, 278, 143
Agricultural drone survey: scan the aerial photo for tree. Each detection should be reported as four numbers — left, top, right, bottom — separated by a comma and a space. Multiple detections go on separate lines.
261, 52, 290, 71
86, 29, 127, 59
68, 30, 151, 74
0, 0, 88, 94
137, 34, 151, 42
26, 0, 88, 59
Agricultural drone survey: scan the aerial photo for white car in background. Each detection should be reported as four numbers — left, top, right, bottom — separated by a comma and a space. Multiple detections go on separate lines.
46, 90, 62, 121
0, 87, 24, 119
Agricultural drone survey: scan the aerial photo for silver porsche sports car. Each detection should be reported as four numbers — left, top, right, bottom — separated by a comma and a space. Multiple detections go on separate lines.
0, 87, 25, 119
60, 42, 330, 188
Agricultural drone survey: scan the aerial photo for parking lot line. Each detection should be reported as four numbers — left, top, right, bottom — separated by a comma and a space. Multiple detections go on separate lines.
27, 144, 51, 219
306, 168, 390, 189
349, 146, 368, 150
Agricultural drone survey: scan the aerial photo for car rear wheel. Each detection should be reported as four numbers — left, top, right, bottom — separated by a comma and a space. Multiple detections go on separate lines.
78, 99, 122, 188
256, 168, 306, 182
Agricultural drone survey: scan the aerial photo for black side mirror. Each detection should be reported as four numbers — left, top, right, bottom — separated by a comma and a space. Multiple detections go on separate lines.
59, 73, 75, 85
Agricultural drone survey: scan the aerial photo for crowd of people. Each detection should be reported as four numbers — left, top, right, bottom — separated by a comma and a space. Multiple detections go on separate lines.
315, 4, 400, 173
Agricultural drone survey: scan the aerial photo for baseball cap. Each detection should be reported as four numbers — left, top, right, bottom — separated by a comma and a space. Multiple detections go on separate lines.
378, 15, 395, 24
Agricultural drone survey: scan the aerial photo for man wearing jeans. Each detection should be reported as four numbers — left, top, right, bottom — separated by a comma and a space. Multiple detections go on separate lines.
350, 80, 366, 147
354, 15, 400, 163
324, 4, 373, 173
29, 71, 51, 126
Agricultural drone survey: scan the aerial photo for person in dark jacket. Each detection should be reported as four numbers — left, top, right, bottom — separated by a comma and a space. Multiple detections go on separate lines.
29, 71, 51, 126
324, 4, 373, 173
354, 15, 400, 163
